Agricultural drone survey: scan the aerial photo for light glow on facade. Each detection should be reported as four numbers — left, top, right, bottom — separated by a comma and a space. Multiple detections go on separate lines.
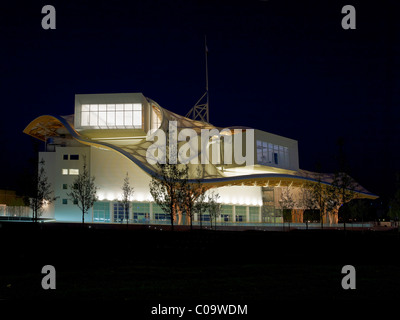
80, 103, 142, 129
22, 92, 378, 226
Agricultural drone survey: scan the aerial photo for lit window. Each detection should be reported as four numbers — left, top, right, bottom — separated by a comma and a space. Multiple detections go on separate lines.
116, 111, 124, 126
62, 169, 68, 175
81, 104, 90, 126
256, 140, 288, 168
69, 169, 79, 175
99, 111, 107, 127
124, 111, 133, 126
107, 105, 115, 126
133, 110, 142, 127
89, 104, 98, 126
80, 103, 142, 129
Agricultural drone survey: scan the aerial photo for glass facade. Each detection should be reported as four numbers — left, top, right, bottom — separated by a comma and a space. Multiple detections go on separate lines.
152, 203, 171, 221
132, 202, 150, 223
221, 205, 233, 222
235, 206, 247, 222
89, 201, 275, 225
249, 206, 260, 222
257, 140, 289, 168
113, 203, 129, 223
81, 103, 142, 129
198, 210, 210, 221
94, 202, 110, 222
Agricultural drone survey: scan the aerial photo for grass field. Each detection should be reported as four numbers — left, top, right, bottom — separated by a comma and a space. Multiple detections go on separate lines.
1, 221, 399, 303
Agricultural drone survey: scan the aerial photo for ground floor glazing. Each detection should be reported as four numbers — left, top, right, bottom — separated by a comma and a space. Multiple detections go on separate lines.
91, 201, 289, 225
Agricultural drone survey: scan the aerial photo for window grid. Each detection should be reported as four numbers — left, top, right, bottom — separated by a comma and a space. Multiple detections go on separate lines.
113, 203, 128, 223
69, 169, 79, 175
257, 140, 289, 168
81, 103, 142, 129
152, 203, 171, 221
249, 206, 259, 222
132, 202, 150, 223
235, 205, 246, 222
221, 205, 233, 222
93, 202, 110, 222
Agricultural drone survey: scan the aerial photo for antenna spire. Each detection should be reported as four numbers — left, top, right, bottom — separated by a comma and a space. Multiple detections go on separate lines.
186, 35, 209, 123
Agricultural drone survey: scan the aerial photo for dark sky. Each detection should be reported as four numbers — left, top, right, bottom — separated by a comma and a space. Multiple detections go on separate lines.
0, 0, 399, 200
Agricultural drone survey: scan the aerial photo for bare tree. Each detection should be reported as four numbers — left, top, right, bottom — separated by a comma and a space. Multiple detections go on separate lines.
119, 172, 134, 225
67, 156, 98, 225
330, 171, 356, 230
181, 167, 210, 230
310, 171, 330, 229
279, 186, 296, 230
299, 183, 318, 230
207, 191, 221, 230
149, 163, 188, 231
29, 159, 56, 223
149, 125, 190, 231
331, 137, 357, 230
181, 168, 208, 230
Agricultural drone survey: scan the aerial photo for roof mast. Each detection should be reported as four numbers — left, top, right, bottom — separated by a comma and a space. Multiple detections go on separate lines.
186, 35, 209, 123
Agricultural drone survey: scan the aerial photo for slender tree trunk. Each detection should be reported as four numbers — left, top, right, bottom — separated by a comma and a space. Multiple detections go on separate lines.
126, 203, 129, 227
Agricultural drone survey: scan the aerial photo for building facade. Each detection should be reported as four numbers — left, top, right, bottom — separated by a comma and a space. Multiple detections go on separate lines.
23, 93, 377, 225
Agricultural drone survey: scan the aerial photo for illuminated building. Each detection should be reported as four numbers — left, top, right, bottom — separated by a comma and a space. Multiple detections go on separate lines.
23, 93, 377, 225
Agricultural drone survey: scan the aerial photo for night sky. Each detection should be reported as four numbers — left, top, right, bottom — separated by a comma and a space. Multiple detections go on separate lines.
0, 0, 399, 201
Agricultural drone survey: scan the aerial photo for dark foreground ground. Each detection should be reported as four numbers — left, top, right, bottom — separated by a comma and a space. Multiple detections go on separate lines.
0, 221, 399, 309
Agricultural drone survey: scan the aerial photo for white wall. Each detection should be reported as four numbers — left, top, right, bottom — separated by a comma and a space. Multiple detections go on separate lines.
212, 185, 262, 207
43, 144, 268, 222
90, 146, 152, 202
50, 146, 91, 222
